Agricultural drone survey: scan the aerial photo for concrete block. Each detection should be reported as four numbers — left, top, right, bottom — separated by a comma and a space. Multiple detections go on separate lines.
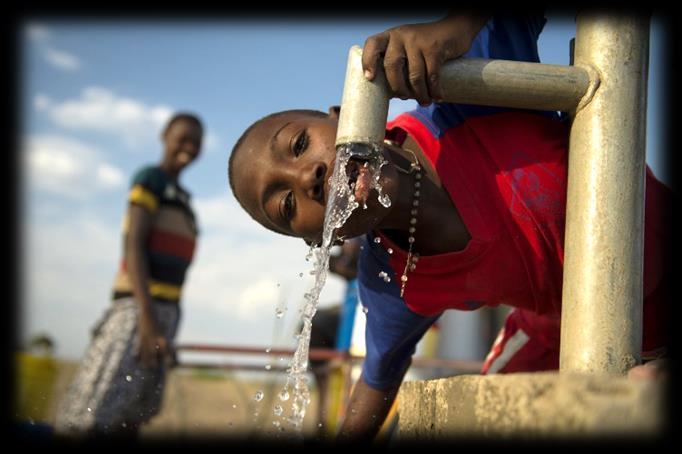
397, 371, 664, 439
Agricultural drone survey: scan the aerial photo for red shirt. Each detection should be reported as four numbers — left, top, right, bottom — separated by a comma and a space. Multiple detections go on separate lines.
376, 110, 670, 353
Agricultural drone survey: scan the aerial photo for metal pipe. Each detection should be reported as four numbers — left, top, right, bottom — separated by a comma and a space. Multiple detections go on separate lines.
335, 46, 391, 146
175, 343, 483, 372
559, 14, 649, 374
437, 57, 592, 112
335, 45, 593, 147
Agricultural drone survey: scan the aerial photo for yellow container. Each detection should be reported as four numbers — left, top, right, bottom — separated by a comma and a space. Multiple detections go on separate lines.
15, 352, 58, 422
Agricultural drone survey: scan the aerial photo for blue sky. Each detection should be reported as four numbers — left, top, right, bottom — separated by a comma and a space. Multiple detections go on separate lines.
19, 12, 668, 361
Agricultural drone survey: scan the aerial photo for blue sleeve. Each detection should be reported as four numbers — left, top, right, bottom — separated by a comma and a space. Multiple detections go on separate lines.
357, 234, 440, 390
406, 13, 559, 139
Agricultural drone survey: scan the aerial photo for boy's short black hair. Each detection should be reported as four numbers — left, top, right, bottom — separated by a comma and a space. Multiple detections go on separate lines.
163, 112, 203, 135
227, 109, 327, 204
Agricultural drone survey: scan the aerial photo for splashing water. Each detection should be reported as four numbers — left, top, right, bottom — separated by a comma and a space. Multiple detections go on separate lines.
282, 142, 388, 433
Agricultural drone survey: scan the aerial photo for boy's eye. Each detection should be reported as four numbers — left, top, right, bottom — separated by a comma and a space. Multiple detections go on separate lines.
293, 131, 308, 157
281, 191, 295, 221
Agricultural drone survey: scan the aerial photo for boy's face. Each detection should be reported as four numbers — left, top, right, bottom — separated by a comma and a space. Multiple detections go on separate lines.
163, 120, 203, 172
231, 111, 398, 245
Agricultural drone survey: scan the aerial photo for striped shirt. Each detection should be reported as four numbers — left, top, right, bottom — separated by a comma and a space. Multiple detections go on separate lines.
112, 166, 198, 303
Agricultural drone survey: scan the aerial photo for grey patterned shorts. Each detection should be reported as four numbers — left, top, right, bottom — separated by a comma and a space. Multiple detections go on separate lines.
54, 297, 180, 436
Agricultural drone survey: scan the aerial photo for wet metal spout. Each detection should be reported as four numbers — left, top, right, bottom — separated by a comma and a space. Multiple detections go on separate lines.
336, 46, 391, 150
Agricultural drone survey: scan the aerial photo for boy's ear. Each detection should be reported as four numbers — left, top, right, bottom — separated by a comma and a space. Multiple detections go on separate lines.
328, 105, 341, 119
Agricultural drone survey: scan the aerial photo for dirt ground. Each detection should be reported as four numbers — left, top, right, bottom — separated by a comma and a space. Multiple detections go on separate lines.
23, 358, 325, 442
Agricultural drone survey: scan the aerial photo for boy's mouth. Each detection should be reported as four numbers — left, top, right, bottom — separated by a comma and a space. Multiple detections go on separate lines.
346, 157, 372, 206
177, 151, 193, 165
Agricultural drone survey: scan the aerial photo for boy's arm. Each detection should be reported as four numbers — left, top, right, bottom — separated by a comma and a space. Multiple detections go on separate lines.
362, 10, 490, 106
336, 375, 402, 443
126, 204, 171, 368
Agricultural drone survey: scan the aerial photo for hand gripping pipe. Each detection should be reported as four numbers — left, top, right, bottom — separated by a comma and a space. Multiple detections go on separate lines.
335, 44, 594, 150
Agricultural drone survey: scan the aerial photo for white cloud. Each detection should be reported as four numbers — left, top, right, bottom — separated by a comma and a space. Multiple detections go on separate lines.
22, 211, 121, 360
96, 163, 125, 188
24, 23, 82, 72
203, 133, 220, 153
43, 86, 174, 149
235, 278, 282, 318
25, 23, 50, 42
44, 46, 81, 71
179, 192, 346, 348
34, 93, 51, 111
23, 134, 125, 198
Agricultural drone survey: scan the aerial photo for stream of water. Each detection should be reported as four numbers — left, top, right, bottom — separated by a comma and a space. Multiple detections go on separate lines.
276, 143, 388, 435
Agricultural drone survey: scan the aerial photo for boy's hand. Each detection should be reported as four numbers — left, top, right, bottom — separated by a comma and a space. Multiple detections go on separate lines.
362, 12, 489, 106
136, 310, 170, 369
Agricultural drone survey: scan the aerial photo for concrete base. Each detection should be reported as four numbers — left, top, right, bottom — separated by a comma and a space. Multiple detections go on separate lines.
397, 371, 665, 440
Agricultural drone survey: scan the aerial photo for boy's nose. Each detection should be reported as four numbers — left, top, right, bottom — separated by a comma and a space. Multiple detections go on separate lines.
303, 162, 327, 203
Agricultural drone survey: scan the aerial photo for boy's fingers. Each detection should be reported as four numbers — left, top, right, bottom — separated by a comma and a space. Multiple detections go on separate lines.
424, 54, 444, 102
383, 41, 411, 99
362, 32, 390, 80
405, 46, 430, 105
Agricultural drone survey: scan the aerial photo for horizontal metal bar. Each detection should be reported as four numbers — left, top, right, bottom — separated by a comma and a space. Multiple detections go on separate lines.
439, 57, 592, 112
176, 344, 483, 372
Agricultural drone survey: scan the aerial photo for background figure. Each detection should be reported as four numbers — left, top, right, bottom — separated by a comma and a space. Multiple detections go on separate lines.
305, 238, 360, 438
53, 113, 203, 438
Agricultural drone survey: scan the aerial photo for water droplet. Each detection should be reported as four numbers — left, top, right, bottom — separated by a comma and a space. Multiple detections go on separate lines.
374, 237, 381, 244
265, 347, 271, 353
265, 364, 272, 370
387, 248, 393, 254
254, 391, 264, 402
299, 272, 304, 277
125, 375, 133, 382
275, 308, 285, 319
274, 405, 283, 416
232, 404, 237, 409
318, 423, 323, 427
278, 389, 290, 401
362, 306, 369, 314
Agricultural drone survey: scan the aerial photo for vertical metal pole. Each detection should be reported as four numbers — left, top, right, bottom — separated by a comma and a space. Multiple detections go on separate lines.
559, 14, 650, 374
